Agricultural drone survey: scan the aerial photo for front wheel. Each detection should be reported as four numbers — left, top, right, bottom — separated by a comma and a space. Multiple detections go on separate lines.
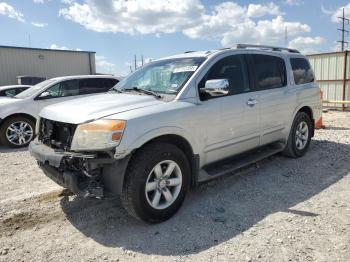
121, 143, 190, 223
0, 116, 35, 148
282, 112, 312, 158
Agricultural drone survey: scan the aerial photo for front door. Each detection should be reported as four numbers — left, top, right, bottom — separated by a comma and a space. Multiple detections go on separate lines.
35, 79, 81, 115
198, 54, 260, 165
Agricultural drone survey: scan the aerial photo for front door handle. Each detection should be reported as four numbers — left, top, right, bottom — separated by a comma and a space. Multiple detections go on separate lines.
246, 98, 258, 107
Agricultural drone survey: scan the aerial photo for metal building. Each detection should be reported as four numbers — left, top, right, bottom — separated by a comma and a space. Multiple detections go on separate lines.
0, 45, 96, 86
307, 51, 349, 110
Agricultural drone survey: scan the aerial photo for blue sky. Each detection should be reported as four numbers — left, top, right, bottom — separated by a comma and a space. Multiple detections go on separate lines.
0, 0, 349, 76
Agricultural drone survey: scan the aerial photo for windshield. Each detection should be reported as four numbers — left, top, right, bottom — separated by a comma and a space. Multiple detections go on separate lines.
114, 57, 206, 95
15, 79, 56, 99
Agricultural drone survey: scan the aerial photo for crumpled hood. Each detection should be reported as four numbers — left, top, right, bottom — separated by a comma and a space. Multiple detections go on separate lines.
40, 93, 164, 124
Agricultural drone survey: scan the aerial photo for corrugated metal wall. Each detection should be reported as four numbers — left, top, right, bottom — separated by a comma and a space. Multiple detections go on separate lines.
0, 47, 96, 86
307, 51, 349, 109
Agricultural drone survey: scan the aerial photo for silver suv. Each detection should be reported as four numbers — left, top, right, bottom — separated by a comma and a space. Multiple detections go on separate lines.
29, 44, 322, 223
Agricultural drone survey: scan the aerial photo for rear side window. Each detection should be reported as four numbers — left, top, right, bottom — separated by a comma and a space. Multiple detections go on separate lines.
79, 78, 118, 95
290, 58, 315, 85
251, 54, 286, 90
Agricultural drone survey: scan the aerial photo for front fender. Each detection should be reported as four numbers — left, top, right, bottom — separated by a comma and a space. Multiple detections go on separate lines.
115, 126, 200, 159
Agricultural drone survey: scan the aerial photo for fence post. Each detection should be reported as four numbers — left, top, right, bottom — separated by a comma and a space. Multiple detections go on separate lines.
342, 50, 348, 111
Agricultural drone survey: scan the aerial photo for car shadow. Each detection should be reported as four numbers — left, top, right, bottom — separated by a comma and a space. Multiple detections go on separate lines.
59, 139, 350, 256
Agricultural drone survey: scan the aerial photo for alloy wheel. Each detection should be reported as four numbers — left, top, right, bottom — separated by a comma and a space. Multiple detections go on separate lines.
145, 160, 183, 210
6, 121, 34, 146
295, 121, 309, 150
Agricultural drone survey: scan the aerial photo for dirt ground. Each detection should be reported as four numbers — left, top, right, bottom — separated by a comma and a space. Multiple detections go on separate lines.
0, 111, 349, 262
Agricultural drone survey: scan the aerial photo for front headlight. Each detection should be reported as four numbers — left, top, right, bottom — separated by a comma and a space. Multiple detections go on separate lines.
71, 119, 126, 151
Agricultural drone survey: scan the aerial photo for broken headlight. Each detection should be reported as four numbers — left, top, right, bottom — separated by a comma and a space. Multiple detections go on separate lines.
71, 119, 126, 151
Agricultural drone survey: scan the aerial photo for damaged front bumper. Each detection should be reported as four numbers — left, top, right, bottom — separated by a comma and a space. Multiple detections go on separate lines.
29, 140, 131, 198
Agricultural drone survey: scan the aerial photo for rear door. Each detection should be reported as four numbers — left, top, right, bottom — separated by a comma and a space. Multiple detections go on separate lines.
247, 53, 294, 146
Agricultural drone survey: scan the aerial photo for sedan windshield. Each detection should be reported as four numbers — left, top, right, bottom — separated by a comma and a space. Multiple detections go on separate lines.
114, 57, 206, 95
15, 79, 56, 99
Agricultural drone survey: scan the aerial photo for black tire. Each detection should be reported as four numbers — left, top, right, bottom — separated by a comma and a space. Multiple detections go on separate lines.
0, 116, 35, 148
121, 142, 190, 223
282, 112, 313, 158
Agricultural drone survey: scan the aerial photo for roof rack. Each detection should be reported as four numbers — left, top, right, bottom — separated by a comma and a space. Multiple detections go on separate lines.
236, 44, 300, 53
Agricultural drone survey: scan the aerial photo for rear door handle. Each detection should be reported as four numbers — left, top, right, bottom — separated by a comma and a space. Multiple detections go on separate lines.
246, 99, 258, 107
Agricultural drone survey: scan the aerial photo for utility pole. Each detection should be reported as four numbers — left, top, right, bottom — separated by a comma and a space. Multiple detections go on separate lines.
141, 55, 144, 66
28, 34, 31, 47
284, 26, 288, 47
134, 55, 137, 71
337, 8, 349, 51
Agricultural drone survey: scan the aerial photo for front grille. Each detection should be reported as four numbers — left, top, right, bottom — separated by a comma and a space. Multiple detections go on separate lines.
39, 118, 77, 150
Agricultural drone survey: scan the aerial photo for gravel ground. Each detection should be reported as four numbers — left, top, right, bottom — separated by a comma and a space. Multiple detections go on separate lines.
0, 111, 349, 262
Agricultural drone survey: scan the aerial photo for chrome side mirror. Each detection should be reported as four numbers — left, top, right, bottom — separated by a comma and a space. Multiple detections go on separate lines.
200, 79, 229, 97
39, 91, 50, 98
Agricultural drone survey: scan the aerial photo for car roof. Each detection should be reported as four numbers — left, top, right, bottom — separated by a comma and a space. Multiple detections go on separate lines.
50, 75, 121, 82
156, 45, 306, 61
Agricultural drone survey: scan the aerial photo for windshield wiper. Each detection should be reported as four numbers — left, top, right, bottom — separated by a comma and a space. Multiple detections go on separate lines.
132, 87, 162, 98
109, 87, 124, 93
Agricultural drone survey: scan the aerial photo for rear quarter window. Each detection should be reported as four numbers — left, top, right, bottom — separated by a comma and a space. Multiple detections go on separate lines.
290, 58, 315, 85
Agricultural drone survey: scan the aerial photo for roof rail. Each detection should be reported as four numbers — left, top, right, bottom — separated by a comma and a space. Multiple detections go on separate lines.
236, 44, 300, 53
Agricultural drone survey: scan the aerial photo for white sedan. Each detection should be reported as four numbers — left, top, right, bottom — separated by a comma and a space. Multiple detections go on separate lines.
0, 75, 120, 147
0, 85, 31, 97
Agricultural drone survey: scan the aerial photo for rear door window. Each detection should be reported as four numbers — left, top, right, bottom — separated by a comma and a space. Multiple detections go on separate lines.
250, 54, 286, 90
290, 58, 315, 85
79, 78, 118, 95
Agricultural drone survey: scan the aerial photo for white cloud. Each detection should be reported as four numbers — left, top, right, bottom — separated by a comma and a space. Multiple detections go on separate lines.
0, 2, 24, 22
33, 0, 50, 3
59, 0, 204, 35
50, 44, 69, 50
328, 3, 350, 23
96, 55, 116, 74
59, 0, 316, 48
49, 44, 81, 51
247, 3, 283, 18
31, 22, 48, 27
285, 0, 303, 6
288, 36, 325, 54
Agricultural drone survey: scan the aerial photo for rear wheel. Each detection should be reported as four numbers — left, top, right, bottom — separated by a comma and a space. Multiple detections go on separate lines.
121, 143, 190, 223
282, 112, 312, 158
0, 116, 35, 147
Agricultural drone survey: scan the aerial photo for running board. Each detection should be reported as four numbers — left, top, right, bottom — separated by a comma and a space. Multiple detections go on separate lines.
197, 142, 285, 183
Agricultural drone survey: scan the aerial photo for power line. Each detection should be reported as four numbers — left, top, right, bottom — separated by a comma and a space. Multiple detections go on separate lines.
337, 8, 349, 51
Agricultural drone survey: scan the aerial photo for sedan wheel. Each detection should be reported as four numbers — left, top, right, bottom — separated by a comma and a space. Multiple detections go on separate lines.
6, 121, 34, 146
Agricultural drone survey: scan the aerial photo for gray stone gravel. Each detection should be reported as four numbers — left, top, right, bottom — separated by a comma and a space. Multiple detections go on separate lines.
0, 110, 349, 262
